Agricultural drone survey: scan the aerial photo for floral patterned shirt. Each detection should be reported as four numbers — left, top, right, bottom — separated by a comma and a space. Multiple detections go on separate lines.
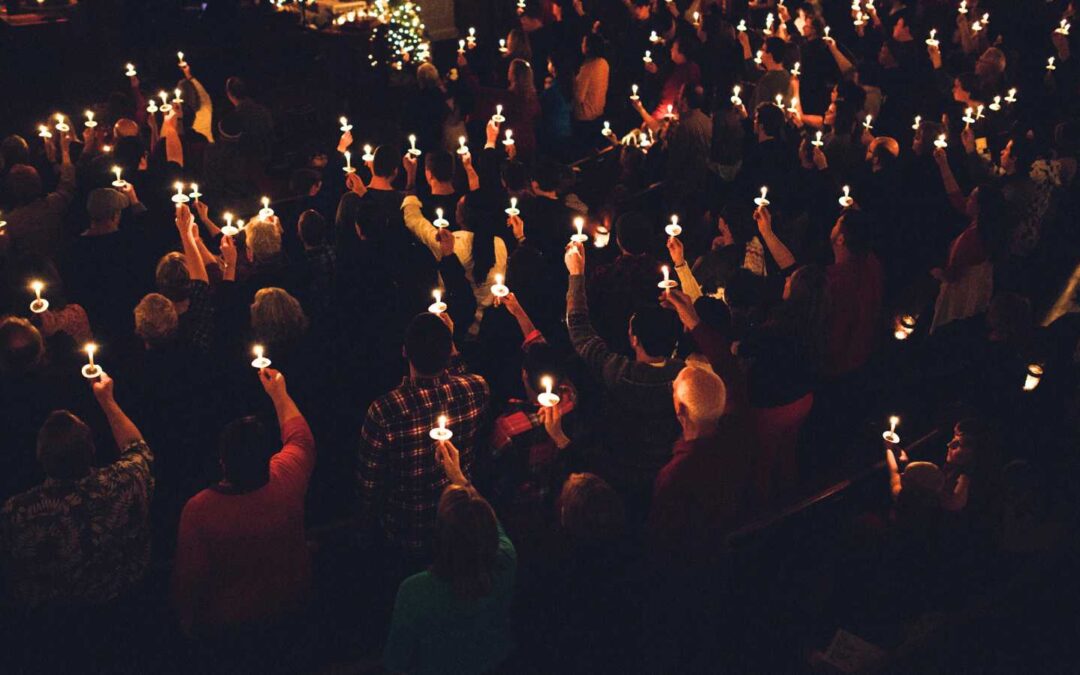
0, 439, 154, 608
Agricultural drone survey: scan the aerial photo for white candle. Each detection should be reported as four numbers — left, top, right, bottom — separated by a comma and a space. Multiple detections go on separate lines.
458, 39, 466, 53
491, 273, 510, 298
882, 415, 900, 446
570, 216, 588, 243
630, 83, 639, 101
665, 215, 682, 237
754, 186, 770, 207
1056, 18, 1071, 36
1047, 57, 1056, 71
173, 88, 183, 105
1004, 88, 1017, 104
81, 343, 102, 379
222, 212, 238, 237
787, 97, 799, 114
658, 264, 677, 290
988, 95, 1002, 112
693, 11, 700, 26
643, 50, 652, 64
958, 0, 967, 14
54, 114, 69, 133
343, 150, 355, 173
172, 182, 190, 204
177, 51, 187, 67
428, 289, 447, 314
912, 115, 922, 131
433, 207, 450, 228
159, 91, 170, 107
189, 183, 202, 202
812, 130, 824, 147
791, 62, 801, 77
1023, 364, 1043, 391
339, 116, 352, 133
84, 110, 97, 129
962, 107, 975, 126
362, 144, 375, 162
731, 85, 742, 107
737, 19, 747, 32
925, 28, 938, 47
29, 279, 49, 314
408, 134, 420, 156
430, 414, 453, 441
259, 196, 274, 219
457, 136, 469, 155
839, 185, 854, 207
251, 344, 271, 369
493, 104, 504, 123
754, 50, 763, 65
505, 198, 519, 217
499, 38, 507, 53
934, 133, 948, 149
824, 25, 831, 39
38, 124, 52, 139
863, 114, 874, 131
602, 121, 612, 137
125, 63, 137, 77
147, 100, 158, 114
111, 165, 126, 188
503, 129, 514, 146
537, 375, 560, 407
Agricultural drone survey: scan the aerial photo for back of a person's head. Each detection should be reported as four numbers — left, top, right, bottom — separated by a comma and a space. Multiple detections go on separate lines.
245, 218, 283, 264
251, 287, 309, 348
502, 159, 529, 193
583, 32, 606, 59
225, 76, 249, 100
6, 165, 42, 206
694, 296, 732, 335
559, 472, 626, 545
869, 136, 900, 167
155, 252, 191, 303
0, 316, 45, 375
522, 340, 562, 393
1007, 132, 1037, 171
674, 364, 727, 423
838, 210, 874, 255
404, 312, 452, 375
426, 150, 454, 184
373, 144, 400, 179
432, 484, 500, 599
298, 209, 328, 247
134, 293, 179, 348
113, 136, 146, 171
725, 268, 765, 311
290, 167, 322, 196
532, 158, 563, 193
614, 211, 651, 255
630, 306, 680, 358
683, 84, 705, 111
217, 113, 243, 142
219, 416, 273, 490
37, 410, 94, 480
417, 62, 440, 89
754, 103, 785, 138
508, 59, 536, 97
764, 36, 787, 63
1, 135, 29, 168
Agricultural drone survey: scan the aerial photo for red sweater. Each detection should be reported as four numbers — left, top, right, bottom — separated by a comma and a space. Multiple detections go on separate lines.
172, 416, 316, 633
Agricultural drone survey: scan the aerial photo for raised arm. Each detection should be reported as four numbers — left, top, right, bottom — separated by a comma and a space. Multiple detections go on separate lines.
92, 373, 143, 449
176, 205, 209, 283
400, 195, 442, 256
160, 111, 185, 167
564, 242, 633, 386
753, 206, 796, 271
666, 236, 703, 300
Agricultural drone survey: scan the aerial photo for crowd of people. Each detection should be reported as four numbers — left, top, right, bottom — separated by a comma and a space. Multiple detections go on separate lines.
0, 0, 1078, 672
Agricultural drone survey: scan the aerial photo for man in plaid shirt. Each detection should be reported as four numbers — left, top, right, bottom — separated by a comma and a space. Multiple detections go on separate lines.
357, 313, 490, 562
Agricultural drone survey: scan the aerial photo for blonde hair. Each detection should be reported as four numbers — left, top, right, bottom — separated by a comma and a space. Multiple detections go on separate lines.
251, 287, 308, 347
674, 364, 727, 423
134, 293, 178, 346
417, 62, 440, 90
155, 252, 190, 302
245, 218, 282, 265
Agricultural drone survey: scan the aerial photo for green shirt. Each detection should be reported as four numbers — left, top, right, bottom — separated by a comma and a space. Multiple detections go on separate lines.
383, 524, 516, 674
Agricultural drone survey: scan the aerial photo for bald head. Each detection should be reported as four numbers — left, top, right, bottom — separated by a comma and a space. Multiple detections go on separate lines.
673, 365, 727, 426
113, 118, 139, 139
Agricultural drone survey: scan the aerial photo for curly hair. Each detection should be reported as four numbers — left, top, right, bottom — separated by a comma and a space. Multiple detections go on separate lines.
250, 287, 308, 349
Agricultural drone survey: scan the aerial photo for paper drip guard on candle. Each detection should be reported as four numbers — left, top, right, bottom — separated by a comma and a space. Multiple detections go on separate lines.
29, 281, 49, 314
491, 274, 510, 298
407, 134, 422, 157
754, 186, 771, 207
538, 375, 560, 407
220, 214, 239, 238
251, 344, 272, 370
505, 198, 519, 217
82, 343, 103, 380
428, 289, 447, 314
433, 208, 450, 228
658, 265, 678, 290
933, 134, 948, 149
361, 145, 375, 163
570, 217, 588, 243
838, 185, 854, 208
429, 415, 453, 442
665, 216, 682, 238
503, 129, 515, 147
456, 136, 469, 156
339, 116, 353, 133
491, 105, 505, 124
111, 166, 127, 188
172, 183, 190, 204
882, 416, 901, 449
259, 197, 274, 220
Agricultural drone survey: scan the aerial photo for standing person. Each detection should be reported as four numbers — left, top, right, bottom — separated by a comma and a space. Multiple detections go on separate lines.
357, 313, 490, 566
225, 76, 273, 166
572, 33, 610, 145
172, 367, 316, 637
383, 439, 516, 675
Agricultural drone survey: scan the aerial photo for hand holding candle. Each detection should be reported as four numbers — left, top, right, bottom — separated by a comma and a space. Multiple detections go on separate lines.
665, 215, 682, 238
111, 165, 127, 188
430, 414, 453, 442
658, 264, 678, 290
172, 182, 190, 205
251, 344, 271, 370
882, 415, 900, 449
570, 216, 588, 243
505, 197, 519, 217
754, 186, 770, 207
491, 273, 510, 300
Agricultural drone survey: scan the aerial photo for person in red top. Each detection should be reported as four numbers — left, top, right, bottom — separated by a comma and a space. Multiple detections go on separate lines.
823, 210, 883, 377
172, 367, 316, 636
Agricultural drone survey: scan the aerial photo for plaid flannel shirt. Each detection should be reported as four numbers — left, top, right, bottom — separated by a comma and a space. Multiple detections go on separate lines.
358, 359, 490, 558
490, 393, 576, 508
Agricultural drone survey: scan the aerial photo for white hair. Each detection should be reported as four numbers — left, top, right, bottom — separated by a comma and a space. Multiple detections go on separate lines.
673, 364, 727, 423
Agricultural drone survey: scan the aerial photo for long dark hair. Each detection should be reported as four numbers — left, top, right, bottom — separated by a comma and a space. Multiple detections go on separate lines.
431, 485, 500, 599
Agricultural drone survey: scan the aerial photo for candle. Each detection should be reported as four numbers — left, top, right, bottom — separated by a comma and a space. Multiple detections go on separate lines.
29, 279, 49, 314
839, 185, 854, 207
428, 289, 447, 314
429, 414, 453, 441
731, 85, 742, 107
458, 39, 466, 54
537, 375, 561, 407
962, 107, 975, 126
54, 114, 69, 133
737, 19, 747, 32
433, 207, 450, 228
1047, 57, 1056, 71
812, 130, 824, 147
362, 144, 375, 162
925, 28, 938, 47
665, 104, 675, 120
177, 51, 187, 67
971, 19, 982, 32
251, 344, 272, 369
38, 124, 52, 139
791, 62, 801, 77
159, 91, 170, 107
499, 38, 507, 53
492, 104, 505, 124
125, 63, 137, 77
570, 216, 588, 243
84, 110, 97, 129
665, 215, 682, 237
259, 196, 274, 219
893, 313, 917, 341
787, 97, 800, 115
658, 264, 678, 290
824, 25, 831, 39
111, 165, 126, 188
854, 11, 866, 27
505, 198, 519, 217
988, 95, 1002, 112
1056, 18, 1071, 36
863, 114, 874, 131
643, 50, 652, 64
602, 121, 613, 137
173, 88, 183, 105
339, 116, 352, 133
754, 50, 763, 66
467, 26, 476, 44
912, 114, 922, 131
1004, 88, 1017, 104
82, 342, 103, 379
975, 104, 985, 119
221, 212, 239, 237
882, 415, 900, 447
457, 136, 469, 156
343, 150, 355, 174
491, 273, 510, 298
147, 100, 159, 114
630, 83, 639, 101
408, 134, 421, 157
594, 226, 611, 248
1023, 364, 1043, 392
503, 129, 515, 147
693, 11, 701, 27
958, 0, 967, 14
649, 30, 660, 44
934, 133, 948, 149
189, 183, 202, 202
754, 186, 770, 207
172, 182, 190, 204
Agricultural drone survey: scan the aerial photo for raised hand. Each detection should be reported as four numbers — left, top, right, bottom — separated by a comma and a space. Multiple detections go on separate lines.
259, 367, 287, 398
564, 241, 585, 275
666, 234, 686, 266
435, 438, 469, 486
91, 371, 115, 402
538, 404, 571, 449
659, 287, 701, 330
